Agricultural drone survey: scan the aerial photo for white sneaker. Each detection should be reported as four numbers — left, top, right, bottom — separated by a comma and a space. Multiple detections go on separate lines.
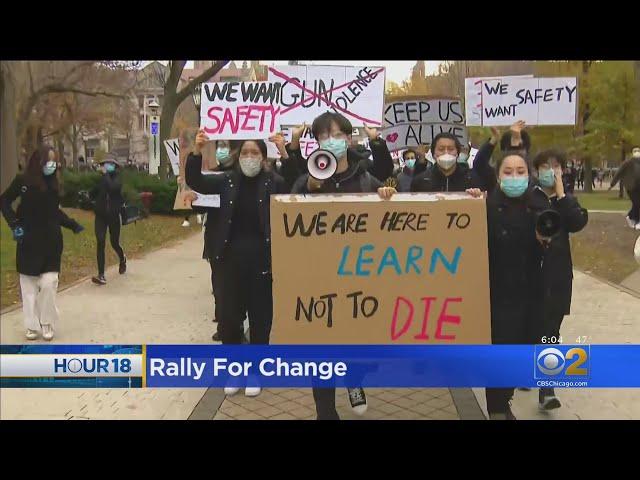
245, 386, 262, 397
181, 220, 190, 227
626, 216, 636, 229
25, 329, 39, 340
42, 325, 54, 341
196, 214, 202, 225
224, 386, 240, 396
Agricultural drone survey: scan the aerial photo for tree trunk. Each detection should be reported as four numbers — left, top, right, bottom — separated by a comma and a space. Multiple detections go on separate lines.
1, 62, 19, 193
71, 124, 79, 171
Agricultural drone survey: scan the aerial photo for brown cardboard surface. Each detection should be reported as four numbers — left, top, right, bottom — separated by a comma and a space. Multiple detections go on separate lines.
270, 193, 491, 344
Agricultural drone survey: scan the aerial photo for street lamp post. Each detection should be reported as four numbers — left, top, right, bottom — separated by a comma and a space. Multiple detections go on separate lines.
148, 99, 161, 175
192, 82, 203, 114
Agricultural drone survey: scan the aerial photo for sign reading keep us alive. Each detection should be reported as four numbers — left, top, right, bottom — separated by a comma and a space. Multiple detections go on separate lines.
465, 76, 577, 126
270, 194, 491, 344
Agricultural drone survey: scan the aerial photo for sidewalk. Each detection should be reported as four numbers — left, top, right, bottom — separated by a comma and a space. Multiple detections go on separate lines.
1, 233, 639, 420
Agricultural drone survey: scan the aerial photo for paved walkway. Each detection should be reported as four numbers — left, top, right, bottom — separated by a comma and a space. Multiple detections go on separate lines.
1, 232, 639, 420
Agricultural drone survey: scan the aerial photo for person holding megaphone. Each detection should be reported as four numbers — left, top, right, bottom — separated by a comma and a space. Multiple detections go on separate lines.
530, 149, 588, 411
291, 112, 396, 420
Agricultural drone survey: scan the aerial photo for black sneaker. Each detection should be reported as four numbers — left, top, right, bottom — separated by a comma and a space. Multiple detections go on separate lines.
489, 406, 517, 420
539, 389, 562, 411
119, 256, 127, 274
347, 388, 368, 415
212, 331, 220, 342
92, 275, 107, 285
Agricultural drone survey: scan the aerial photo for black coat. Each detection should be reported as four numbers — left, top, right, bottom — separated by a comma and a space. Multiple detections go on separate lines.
485, 186, 547, 344
287, 138, 394, 184
1, 174, 82, 276
410, 162, 484, 193
90, 171, 124, 218
185, 153, 288, 268
530, 186, 588, 315
291, 160, 382, 194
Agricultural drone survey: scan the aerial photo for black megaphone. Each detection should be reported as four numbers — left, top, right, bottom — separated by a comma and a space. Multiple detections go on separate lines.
536, 209, 561, 238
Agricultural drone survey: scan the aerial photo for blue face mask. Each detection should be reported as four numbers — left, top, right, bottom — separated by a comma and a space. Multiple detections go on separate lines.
105, 163, 116, 173
43, 162, 57, 176
500, 176, 529, 198
216, 147, 231, 165
319, 137, 348, 159
405, 159, 416, 169
538, 169, 555, 188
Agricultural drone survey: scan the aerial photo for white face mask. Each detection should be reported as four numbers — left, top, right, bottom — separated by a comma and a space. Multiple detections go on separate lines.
239, 156, 262, 177
436, 153, 457, 170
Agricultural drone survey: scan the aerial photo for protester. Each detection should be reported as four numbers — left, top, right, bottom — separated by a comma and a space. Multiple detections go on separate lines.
90, 155, 127, 286
531, 149, 588, 409
410, 132, 485, 194
610, 145, 640, 229
562, 159, 577, 194
484, 151, 547, 420
186, 132, 289, 397
576, 161, 585, 190
291, 111, 396, 420
0, 147, 84, 341
394, 149, 418, 192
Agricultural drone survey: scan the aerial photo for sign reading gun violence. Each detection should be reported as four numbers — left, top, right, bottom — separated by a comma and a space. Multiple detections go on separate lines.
464, 76, 577, 126
270, 194, 491, 344
267, 65, 386, 127
381, 97, 468, 152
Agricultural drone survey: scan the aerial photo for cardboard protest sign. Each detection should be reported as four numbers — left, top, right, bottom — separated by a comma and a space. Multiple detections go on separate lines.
381, 97, 468, 152
199, 81, 281, 140
465, 76, 577, 126
164, 138, 180, 176
270, 194, 491, 344
267, 126, 362, 159
267, 65, 386, 127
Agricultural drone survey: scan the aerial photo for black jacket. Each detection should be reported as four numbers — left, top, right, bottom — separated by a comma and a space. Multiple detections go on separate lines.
1, 174, 82, 276
530, 186, 588, 315
287, 138, 394, 184
485, 186, 547, 343
185, 153, 288, 267
291, 159, 383, 194
90, 171, 124, 218
611, 157, 640, 192
410, 162, 484, 193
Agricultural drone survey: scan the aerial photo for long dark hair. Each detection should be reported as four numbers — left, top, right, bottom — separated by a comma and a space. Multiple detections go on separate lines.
24, 146, 59, 191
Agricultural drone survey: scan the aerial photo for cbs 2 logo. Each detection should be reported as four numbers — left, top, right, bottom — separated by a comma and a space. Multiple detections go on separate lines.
536, 347, 589, 376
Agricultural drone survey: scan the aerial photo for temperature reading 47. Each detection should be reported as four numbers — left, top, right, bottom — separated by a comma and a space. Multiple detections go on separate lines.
575, 336, 592, 344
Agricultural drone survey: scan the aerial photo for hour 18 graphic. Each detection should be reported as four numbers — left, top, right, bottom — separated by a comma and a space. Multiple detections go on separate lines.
534, 345, 590, 379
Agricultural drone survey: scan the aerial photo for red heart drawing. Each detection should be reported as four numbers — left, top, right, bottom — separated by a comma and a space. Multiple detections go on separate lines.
386, 133, 399, 143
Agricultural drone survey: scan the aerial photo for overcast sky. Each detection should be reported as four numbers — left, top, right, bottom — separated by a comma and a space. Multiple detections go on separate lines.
158, 61, 443, 84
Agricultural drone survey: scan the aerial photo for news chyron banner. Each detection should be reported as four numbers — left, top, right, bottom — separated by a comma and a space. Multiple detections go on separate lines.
2, 344, 640, 389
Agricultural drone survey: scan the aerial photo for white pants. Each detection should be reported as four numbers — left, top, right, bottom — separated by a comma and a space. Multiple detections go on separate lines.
19, 273, 59, 331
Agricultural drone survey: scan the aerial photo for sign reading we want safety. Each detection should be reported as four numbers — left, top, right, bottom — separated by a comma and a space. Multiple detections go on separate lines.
199, 65, 386, 140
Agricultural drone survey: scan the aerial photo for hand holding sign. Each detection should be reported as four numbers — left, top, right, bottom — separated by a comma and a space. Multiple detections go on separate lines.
465, 188, 484, 199
363, 124, 378, 141
194, 129, 209, 155
377, 186, 396, 200
183, 191, 198, 208
553, 166, 565, 198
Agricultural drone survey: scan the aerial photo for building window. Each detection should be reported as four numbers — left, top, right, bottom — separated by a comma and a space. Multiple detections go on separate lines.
86, 148, 95, 159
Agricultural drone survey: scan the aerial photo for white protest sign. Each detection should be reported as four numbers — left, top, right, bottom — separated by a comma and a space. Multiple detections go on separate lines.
381, 98, 468, 152
464, 75, 533, 126
200, 81, 281, 139
267, 65, 386, 127
164, 138, 180, 176
465, 76, 577, 126
192, 193, 221, 208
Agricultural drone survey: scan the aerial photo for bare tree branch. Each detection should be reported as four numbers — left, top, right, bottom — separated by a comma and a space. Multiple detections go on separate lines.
176, 60, 228, 104
41, 85, 127, 99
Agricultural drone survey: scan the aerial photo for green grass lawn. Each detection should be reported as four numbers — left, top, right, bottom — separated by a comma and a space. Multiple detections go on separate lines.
1, 209, 202, 309
575, 190, 631, 211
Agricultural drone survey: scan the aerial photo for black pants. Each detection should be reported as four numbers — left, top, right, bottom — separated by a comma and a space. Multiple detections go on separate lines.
209, 257, 245, 338
628, 188, 640, 222
485, 302, 539, 414
313, 388, 340, 420
212, 241, 272, 345
95, 214, 124, 276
